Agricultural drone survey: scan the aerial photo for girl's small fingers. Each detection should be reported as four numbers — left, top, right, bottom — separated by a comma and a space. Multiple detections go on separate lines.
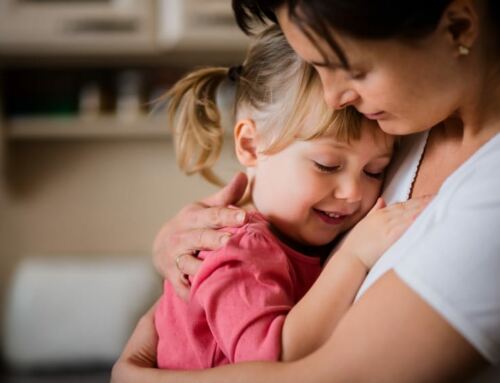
407, 194, 434, 207
389, 196, 433, 229
387, 195, 433, 216
370, 197, 386, 214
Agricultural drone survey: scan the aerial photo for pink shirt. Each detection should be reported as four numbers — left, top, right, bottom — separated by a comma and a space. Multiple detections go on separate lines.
155, 212, 323, 369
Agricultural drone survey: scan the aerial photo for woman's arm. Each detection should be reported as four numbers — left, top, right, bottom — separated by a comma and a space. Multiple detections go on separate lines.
111, 301, 159, 383
152, 173, 248, 299
112, 271, 486, 383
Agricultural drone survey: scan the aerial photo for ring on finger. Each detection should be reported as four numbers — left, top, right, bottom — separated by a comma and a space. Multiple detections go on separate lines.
175, 254, 187, 274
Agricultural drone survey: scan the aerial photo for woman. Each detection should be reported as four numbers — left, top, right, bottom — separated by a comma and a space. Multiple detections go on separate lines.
112, 0, 500, 381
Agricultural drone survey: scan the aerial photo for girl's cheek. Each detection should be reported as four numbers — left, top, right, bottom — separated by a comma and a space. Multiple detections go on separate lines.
364, 182, 383, 210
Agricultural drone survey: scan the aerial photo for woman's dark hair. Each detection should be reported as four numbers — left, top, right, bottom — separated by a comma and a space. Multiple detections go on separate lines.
233, 0, 500, 66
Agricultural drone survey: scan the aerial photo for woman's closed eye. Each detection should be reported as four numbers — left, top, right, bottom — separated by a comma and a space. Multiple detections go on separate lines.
314, 161, 342, 173
349, 70, 366, 80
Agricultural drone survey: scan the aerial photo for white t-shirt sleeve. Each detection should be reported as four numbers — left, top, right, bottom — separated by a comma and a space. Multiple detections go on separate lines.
394, 143, 500, 363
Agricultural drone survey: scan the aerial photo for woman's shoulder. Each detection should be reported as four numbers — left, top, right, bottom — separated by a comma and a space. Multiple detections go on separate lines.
438, 132, 500, 205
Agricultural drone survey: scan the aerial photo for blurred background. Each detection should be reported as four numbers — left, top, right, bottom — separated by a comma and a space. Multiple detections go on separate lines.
0, 0, 247, 381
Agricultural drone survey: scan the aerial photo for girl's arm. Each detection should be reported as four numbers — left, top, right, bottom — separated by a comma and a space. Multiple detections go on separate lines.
281, 196, 431, 361
112, 271, 485, 383
190, 229, 299, 363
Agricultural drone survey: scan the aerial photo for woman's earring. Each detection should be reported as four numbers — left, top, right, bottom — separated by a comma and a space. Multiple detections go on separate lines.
458, 45, 470, 56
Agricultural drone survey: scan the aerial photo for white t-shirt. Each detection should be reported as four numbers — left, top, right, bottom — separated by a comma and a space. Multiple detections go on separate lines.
356, 131, 500, 365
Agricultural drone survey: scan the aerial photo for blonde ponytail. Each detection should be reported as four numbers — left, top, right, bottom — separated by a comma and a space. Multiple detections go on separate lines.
167, 67, 228, 187
167, 26, 364, 189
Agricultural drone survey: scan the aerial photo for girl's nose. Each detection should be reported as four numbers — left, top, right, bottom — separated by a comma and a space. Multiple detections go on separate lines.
334, 176, 363, 203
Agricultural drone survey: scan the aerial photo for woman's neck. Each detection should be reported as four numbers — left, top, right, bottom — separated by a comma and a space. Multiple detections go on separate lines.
411, 102, 500, 199
453, 63, 500, 145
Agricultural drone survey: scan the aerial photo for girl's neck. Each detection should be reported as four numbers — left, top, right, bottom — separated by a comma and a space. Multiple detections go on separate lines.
243, 202, 333, 260
268, 223, 334, 261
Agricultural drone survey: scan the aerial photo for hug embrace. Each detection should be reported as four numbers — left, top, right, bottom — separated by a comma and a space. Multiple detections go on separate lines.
112, 1, 500, 382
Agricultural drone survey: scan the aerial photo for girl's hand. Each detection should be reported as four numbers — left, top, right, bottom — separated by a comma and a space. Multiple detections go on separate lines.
152, 172, 248, 300
338, 195, 433, 270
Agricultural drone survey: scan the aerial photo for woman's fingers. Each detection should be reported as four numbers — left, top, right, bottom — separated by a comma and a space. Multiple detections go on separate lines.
153, 209, 243, 298
175, 251, 203, 276
188, 227, 233, 250
152, 172, 249, 299
201, 172, 248, 207
189, 205, 247, 230
175, 272, 193, 301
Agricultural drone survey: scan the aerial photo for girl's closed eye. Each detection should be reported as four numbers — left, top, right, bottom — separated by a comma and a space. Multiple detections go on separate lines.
313, 161, 342, 173
363, 166, 388, 180
364, 170, 385, 180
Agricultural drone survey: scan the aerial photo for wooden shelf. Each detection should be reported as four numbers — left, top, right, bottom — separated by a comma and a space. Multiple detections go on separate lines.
5, 115, 171, 140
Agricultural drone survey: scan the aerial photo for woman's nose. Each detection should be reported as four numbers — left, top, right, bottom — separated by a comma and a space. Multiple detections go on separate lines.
323, 86, 359, 110
319, 71, 359, 109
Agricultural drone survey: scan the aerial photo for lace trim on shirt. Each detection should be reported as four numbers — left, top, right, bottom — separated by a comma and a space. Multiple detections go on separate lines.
406, 131, 430, 200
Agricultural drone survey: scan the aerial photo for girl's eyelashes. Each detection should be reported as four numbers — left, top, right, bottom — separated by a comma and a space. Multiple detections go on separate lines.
364, 169, 386, 180
313, 161, 341, 173
313, 160, 387, 179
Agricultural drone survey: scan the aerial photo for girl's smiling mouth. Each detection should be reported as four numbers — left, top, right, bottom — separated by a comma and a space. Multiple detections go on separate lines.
313, 208, 350, 225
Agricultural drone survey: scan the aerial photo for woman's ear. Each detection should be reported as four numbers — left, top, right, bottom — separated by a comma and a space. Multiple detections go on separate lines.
234, 119, 259, 167
441, 0, 479, 54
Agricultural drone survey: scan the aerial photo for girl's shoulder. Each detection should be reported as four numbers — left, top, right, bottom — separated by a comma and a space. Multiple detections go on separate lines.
192, 212, 293, 288
198, 211, 282, 262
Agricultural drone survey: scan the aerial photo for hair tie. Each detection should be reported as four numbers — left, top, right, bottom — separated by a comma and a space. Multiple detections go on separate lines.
228, 65, 243, 82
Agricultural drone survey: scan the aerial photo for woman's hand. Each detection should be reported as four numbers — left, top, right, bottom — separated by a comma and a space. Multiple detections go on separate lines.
152, 172, 248, 299
111, 301, 159, 383
339, 195, 433, 270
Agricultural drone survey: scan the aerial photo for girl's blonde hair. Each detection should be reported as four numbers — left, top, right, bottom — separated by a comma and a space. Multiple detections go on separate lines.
167, 25, 362, 187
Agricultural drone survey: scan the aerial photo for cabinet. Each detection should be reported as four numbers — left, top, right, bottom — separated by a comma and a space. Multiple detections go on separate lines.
0, 0, 248, 141
0, 0, 249, 55
1, 65, 184, 140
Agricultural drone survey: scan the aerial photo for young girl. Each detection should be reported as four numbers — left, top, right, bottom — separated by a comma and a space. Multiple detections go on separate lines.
154, 26, 423, 369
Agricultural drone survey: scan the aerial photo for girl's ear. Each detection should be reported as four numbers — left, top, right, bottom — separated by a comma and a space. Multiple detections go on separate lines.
234, 119, 259, 167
